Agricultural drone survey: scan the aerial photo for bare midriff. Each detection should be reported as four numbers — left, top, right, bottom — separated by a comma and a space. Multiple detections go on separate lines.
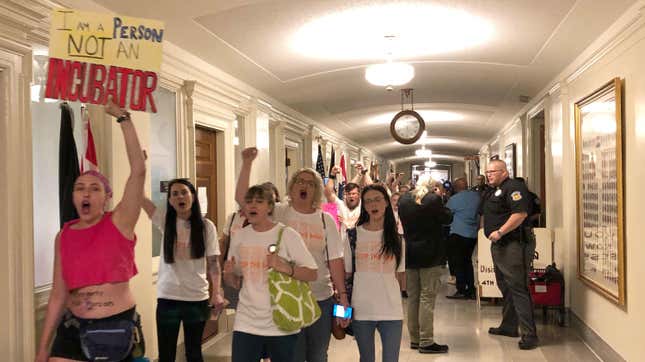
67, 281, 135, 319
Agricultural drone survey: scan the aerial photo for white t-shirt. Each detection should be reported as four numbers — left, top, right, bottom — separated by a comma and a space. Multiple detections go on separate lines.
345, 226, 405, 321
229, 222, 317, 336
334, 197, 361, 229
152, 207, 219, 301
222, 211, 247, 237
273, 204, 343, 300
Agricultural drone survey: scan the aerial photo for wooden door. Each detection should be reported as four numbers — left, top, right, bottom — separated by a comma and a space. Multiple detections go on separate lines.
195, 126, 219, 341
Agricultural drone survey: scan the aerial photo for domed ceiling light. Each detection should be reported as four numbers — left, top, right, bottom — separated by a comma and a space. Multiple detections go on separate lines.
415, 147, 433, 158
365, 61, 414, 87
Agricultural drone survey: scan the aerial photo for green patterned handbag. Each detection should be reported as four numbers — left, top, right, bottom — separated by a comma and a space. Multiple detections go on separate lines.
268, 227, 321, 332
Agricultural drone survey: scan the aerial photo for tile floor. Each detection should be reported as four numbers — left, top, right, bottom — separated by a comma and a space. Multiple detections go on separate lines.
203, 271, 600, 362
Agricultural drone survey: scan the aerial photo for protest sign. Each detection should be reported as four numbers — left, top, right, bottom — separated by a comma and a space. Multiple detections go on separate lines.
45, 9, 165, 112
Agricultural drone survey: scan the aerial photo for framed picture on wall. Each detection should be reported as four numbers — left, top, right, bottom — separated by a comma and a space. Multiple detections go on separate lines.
504, 143, 516, 178
574, 77, 625, 307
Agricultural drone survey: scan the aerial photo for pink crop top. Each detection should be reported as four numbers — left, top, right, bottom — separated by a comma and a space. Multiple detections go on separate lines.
60, 212, 138, 290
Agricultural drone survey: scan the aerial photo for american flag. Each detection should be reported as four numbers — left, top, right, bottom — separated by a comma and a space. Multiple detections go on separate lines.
315, 143, 325, 179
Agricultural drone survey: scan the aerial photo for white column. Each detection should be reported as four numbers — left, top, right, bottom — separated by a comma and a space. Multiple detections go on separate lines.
270, 118, 287, 197
183, 80, 196, 181
238, 98, 271, 184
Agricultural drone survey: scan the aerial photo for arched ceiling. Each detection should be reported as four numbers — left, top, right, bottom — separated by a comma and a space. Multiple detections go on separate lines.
94, 0, 635, 164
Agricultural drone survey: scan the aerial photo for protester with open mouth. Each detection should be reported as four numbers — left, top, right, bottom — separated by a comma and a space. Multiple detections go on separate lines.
347, 184, 405, 362
141, 178, 225, 362
236, 147, 349, 362
224, 185, 317, 361
36, 100, 146, 362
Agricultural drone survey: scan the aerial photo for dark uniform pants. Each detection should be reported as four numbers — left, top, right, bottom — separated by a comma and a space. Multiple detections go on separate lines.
491, 236, 537, 337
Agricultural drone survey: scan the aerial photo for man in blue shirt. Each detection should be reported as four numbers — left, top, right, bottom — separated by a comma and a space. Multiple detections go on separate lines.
445, 178, 481, 299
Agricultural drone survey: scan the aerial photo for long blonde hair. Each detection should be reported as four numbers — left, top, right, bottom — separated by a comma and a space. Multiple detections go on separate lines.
286, 168, 324, 209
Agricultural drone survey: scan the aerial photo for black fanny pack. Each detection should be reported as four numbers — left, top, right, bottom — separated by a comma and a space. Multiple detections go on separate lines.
77, 311, 144, 362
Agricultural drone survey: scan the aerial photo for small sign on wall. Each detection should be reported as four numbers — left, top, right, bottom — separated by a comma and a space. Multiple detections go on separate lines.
160, 180, 170, 193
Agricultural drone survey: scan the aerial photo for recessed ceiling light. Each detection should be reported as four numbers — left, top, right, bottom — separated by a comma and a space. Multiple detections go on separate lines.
291, 3, 493, 60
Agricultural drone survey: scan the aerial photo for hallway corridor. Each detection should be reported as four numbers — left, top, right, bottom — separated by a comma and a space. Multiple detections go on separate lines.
204, 271, 599, 362
4, 1, 645, 360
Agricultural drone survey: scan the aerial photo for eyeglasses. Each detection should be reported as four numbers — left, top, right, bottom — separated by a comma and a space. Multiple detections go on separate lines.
295, 178, 316, 188
485, 169, 503, 174
364, 196, 384, 204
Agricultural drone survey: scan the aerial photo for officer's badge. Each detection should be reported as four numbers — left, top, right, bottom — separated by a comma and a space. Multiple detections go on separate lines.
494, 189, 502, 196
511, 191, 522, 201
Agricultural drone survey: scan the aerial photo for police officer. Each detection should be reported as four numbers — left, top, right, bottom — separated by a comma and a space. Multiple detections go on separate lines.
515, 177, 542, 227
482, 160, 538, 350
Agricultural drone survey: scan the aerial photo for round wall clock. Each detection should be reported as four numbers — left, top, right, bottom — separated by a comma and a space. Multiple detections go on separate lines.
390, 110, 426, 144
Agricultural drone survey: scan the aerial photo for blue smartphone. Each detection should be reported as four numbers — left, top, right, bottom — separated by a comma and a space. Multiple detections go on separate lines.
333, 304, 352, 319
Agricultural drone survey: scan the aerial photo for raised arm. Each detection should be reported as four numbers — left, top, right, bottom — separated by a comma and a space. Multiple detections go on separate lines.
107, 101, 146, 238
36, 233, 68, 362
141, 197, 156, 218
235, 147, 257, 207
324, 166, 340, 202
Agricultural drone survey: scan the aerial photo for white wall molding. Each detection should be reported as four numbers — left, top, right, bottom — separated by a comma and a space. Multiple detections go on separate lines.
0, 35, 36, 362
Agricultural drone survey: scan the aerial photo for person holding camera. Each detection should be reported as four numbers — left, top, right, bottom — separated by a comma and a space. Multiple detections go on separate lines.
397, 176, 453, 354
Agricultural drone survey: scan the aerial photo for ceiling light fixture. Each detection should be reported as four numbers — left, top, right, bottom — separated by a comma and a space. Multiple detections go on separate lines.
425, 160, 437, 168
365, 61, 414, 87
416, 147, 433, 158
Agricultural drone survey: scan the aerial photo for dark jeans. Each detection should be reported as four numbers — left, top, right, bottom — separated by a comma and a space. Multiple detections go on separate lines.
294, 296, 334, 362
448, 233, 477, 295
491, 237, 538, 337
232, 331, 298, 362
156, 298, 209, 362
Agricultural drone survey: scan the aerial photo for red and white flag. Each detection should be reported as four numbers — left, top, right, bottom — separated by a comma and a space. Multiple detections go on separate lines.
80, 106, 98, 172
339, 154, 348, 183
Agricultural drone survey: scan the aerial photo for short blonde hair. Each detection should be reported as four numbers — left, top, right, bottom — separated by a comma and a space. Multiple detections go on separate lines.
413, 175, 440, 205
286, 168, 324, 209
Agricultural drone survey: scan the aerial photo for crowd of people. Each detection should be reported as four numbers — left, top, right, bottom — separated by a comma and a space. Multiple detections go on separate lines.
36, 103, 543, 361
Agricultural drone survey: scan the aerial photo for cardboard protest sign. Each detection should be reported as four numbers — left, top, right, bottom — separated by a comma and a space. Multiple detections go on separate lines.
45, 9, 165, 112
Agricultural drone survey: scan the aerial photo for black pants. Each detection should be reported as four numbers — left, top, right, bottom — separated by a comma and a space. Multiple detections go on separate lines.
491, 238, 537, 337
156, 298, 210, 362
448, 234, 477, 295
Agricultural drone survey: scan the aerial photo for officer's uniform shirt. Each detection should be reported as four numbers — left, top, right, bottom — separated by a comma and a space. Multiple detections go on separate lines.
527, 191, 541, 227
482, 177, 530, 241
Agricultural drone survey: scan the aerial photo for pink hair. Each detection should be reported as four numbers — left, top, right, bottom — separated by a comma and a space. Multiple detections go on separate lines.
79, 170, 112, 196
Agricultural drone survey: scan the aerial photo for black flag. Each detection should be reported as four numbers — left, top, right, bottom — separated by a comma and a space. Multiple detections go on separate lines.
59, 103, 80, 227
328, 146, 335, 178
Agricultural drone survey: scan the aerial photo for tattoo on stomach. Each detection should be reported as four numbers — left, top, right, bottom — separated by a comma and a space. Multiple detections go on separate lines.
70, 290, 115, 311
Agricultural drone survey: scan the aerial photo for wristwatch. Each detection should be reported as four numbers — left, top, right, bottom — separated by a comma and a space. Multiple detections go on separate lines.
116, 111, 131, 123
